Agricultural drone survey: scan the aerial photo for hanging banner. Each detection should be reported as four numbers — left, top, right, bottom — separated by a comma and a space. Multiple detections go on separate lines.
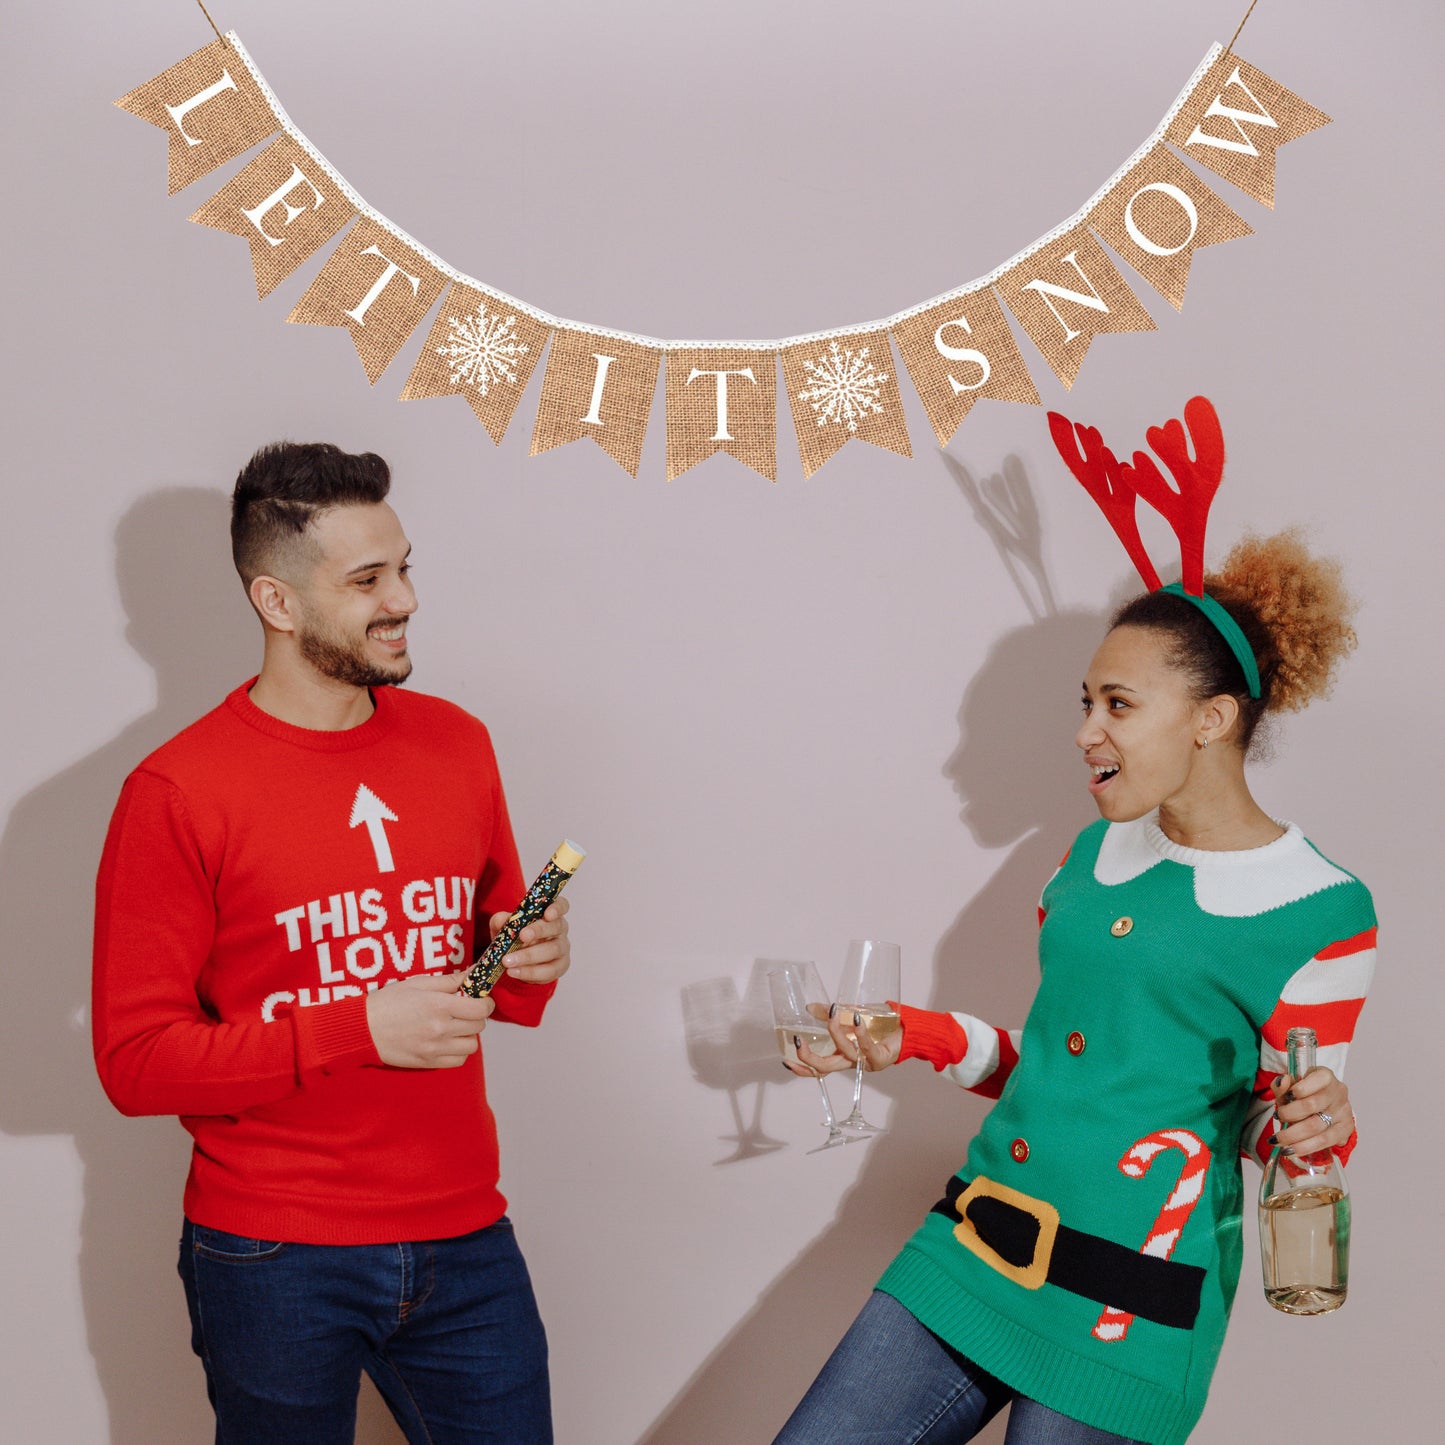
119, 32, 1331, 478
530, 331, 662, 477
188, 135, 355, 298
1164, 52, 1330, 208
665, 349, 778, 483
400, 282, 551, 443
891, 290, 1040, 447
1089, 146, 1253, 311
286, 218, 447, 384
780, 332, 912, 479
115, 38, 277, 195
995, 228, 1157, 391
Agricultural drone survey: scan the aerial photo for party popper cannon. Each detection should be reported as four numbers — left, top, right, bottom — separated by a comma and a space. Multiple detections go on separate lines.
458, 840, 586, 997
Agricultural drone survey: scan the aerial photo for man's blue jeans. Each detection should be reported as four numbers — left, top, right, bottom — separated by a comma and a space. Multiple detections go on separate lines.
179, 1215, 550, 1445
774, 1291, 1145, 1445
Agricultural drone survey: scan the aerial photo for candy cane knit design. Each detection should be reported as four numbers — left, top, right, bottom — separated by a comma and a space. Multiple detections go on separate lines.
1092, 1130, 1212, 1342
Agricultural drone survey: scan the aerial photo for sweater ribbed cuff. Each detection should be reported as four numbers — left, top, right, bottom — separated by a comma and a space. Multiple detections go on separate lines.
293, 992, 382, 1078
896, 1003, 969, 1071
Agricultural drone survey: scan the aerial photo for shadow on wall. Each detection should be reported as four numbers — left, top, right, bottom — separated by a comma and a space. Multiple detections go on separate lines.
0, 488, 402, 1443
641, 455, 1104, 1445
0, 489, 253, 1443
682, 966, 791, 1165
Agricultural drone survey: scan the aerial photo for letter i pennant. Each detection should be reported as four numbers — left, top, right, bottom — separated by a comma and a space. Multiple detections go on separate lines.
530, 329, 662, 477
115, 38, 278, 194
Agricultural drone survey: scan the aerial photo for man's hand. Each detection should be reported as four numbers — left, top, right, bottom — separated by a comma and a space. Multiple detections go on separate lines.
489, 895, 571, 985
366, 971, 495, 1068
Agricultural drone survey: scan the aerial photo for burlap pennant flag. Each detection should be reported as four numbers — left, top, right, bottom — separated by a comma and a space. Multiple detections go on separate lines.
1090, 146, 1252, 311
189, 136, 355, 298
1164, 53, 1329, 209
996, 228, 1156, 390
115, 38, 278, 195
664, 350, 777, 482
891, 290, 1040, 447
285, 218, 446, 384
529, 330, 661, 476
778, 331, 911, 479
400, 283, 550, 443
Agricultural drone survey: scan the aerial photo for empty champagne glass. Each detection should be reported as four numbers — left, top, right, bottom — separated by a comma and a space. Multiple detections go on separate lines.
835, 938, 901, 1136
768, 963, 846, 1151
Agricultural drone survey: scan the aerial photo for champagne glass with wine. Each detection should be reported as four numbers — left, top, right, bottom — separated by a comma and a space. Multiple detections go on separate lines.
835, 938, 901, 1136
768, 963, 846, 1152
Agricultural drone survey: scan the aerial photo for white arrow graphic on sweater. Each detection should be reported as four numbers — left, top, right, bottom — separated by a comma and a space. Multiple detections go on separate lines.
349, 784, 399, 873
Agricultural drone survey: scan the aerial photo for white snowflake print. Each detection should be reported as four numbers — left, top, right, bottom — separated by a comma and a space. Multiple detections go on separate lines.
436, 305, 529, 396
796, 340, 888, 432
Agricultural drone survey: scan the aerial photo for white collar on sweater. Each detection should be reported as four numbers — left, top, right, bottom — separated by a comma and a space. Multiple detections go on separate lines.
1093, 813, 1353, 917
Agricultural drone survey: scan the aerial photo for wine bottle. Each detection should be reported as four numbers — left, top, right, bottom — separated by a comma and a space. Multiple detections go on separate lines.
1257, 1026, 1350, 1314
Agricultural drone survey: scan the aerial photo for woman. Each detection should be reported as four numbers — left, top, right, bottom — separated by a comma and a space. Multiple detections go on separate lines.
776, 520, 1374, 1445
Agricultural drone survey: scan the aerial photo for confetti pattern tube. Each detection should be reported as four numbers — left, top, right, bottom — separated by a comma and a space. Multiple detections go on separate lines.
1092, 1128, 1212, 1342
459, 840, 585, 998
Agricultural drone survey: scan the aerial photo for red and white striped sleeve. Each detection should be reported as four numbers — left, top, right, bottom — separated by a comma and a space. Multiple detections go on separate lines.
1240, 926, 1376, 1169
897, 1005, 1022, 1099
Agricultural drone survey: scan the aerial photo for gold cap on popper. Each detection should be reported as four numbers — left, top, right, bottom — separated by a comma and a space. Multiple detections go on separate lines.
553, 840, 586, 873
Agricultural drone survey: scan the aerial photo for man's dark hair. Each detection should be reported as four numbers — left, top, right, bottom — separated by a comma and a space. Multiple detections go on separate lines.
231, 442, 392, 588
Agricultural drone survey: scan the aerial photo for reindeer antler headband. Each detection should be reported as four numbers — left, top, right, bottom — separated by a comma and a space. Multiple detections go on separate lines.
1047, 395, 1261, 700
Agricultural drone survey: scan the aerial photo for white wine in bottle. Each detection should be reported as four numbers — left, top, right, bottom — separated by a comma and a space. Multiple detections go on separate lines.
1258, 1026, 1350, 1314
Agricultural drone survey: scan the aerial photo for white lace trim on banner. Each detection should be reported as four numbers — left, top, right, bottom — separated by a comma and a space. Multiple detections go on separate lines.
225, 31, 1223, 353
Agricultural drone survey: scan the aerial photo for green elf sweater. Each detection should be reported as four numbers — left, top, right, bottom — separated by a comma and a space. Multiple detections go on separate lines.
877, 815, 1375, 1445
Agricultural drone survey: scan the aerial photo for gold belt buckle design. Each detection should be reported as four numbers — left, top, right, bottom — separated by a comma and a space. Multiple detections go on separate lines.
952, 1175, 1060, 1291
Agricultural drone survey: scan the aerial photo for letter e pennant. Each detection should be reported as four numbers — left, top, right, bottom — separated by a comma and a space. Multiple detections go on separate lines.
189, 136, 356, 298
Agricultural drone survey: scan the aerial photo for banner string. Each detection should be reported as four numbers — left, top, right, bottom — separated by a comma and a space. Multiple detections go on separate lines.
1225, 0, 1260, 57
195, 0, 226, 45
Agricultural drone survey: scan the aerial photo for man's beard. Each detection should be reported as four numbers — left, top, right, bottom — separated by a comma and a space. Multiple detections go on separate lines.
297, 613, 413, 689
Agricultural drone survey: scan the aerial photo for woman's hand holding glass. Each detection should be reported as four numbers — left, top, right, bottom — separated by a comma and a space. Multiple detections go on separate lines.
786, 1002, 905, 1076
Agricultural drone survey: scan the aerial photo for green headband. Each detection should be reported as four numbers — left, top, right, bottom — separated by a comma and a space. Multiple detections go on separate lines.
1159, 583, 1261, 700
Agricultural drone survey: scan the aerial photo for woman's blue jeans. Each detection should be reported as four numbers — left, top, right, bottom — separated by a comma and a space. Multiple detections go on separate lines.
774, 1291, 1145, 1445
178, 1215, 550, 1445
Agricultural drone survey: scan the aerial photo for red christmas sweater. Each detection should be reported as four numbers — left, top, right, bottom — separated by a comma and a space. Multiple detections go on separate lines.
92, 681, 554, 1244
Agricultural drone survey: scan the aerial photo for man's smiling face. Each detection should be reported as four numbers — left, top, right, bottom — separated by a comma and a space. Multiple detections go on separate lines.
290, 502, 417, 689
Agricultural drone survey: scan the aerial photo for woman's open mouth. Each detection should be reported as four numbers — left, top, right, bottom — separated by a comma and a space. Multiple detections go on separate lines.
1088, 762, 1120, 793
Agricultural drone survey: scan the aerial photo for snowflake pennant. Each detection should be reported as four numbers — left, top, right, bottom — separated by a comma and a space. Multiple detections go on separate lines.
437, 305, 530, 396
796, 340, 889, 432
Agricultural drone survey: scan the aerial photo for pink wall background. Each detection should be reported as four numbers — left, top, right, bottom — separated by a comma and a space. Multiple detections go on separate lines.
3, 2, 1438, 1441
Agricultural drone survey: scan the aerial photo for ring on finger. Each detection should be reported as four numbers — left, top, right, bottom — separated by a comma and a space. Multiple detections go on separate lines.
1317, 1111, 1334, 1128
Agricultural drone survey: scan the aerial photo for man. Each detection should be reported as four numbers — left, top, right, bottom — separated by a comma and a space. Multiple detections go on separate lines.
92, 442, 569, 1444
